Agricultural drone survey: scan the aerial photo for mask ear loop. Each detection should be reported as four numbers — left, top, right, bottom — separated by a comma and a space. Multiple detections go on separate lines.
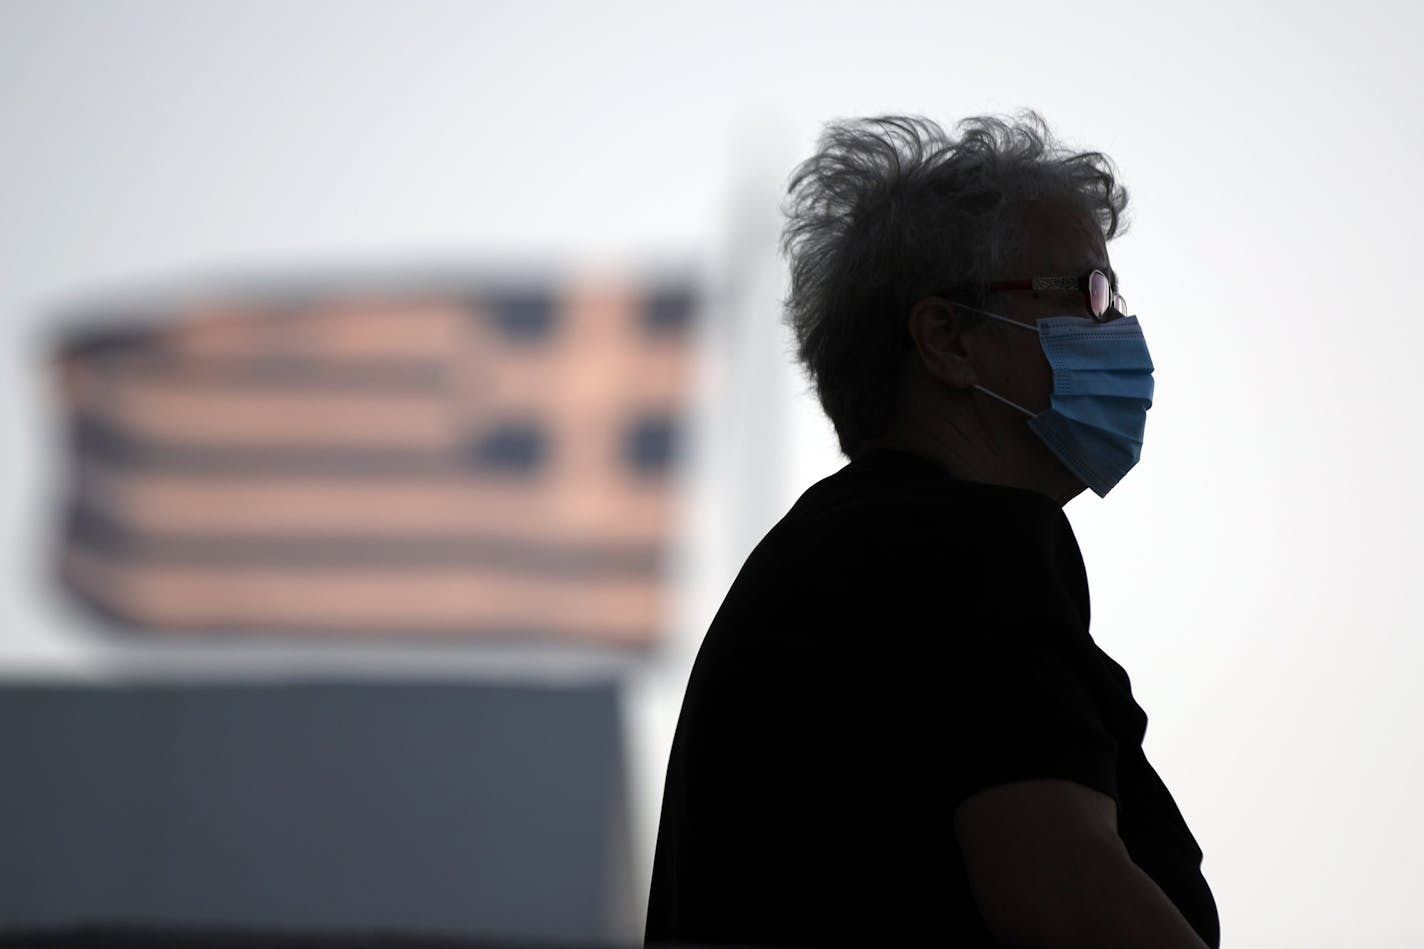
953, 303, 1041, 418
972, 384, 1036, 418
954, 302, 1039, 333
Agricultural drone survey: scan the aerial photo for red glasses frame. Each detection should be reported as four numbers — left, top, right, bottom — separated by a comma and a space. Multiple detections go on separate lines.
942, 269, 1126, 321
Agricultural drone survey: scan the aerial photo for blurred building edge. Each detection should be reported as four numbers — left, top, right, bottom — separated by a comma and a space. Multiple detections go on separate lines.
46, 268, 702, 650
0, 681, 631, 944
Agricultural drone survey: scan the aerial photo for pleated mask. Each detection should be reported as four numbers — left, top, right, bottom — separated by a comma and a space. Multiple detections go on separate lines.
961, 307, 1155, 497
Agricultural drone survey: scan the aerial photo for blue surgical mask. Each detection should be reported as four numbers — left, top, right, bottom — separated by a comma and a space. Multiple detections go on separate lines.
960, 306, 1155, 497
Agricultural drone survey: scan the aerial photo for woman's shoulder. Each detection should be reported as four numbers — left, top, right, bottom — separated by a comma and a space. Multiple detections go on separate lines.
784, 450, 1072, 546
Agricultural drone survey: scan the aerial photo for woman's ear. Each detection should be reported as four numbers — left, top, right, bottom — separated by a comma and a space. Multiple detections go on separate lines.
906, 297, 978, 390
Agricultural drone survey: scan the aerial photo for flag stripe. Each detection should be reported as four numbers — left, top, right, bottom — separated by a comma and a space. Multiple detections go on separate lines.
75, 462, 675, 544
67, 504, 664, 576
63, 548, 662, 646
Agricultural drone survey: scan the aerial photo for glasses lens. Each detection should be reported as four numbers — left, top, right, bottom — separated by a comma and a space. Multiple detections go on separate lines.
1088, 270, 1111, 317
1113, 292, 1128, 316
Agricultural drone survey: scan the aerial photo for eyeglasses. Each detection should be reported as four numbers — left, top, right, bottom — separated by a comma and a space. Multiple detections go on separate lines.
941, 269, 1127, 322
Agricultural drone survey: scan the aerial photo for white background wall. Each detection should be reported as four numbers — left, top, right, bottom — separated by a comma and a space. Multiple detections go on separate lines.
2, 1, 1422, 945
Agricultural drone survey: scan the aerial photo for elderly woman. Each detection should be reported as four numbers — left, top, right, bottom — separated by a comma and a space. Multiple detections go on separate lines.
645, 112, 1218, 949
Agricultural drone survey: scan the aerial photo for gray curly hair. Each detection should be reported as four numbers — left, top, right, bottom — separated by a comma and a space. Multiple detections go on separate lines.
781, 109, 1130, 458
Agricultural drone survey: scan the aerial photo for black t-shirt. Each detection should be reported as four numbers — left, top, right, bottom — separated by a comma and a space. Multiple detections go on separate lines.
645, 450, 1218, 948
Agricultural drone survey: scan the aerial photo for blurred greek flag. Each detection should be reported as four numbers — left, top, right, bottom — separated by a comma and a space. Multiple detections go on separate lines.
49, 273, 700, 648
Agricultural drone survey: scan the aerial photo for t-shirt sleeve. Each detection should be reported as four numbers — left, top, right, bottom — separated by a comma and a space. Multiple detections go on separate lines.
900, 497, 1119, 810
927, 614, 1119, 808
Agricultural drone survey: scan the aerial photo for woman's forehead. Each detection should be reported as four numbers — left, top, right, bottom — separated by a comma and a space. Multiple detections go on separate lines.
1023, 239, 1113, 280
1008, 202, 1110, 274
